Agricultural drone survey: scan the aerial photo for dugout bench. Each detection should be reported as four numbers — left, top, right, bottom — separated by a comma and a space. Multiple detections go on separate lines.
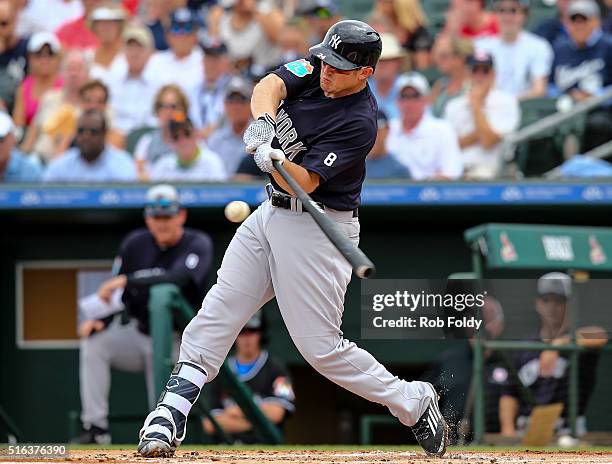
466, 223, 612, 444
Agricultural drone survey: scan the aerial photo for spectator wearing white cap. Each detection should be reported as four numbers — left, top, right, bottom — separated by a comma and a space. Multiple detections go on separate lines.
369, 33, 408, 120
55, 0, 105, 50
444, 51, 520, 179
476, 0, 553, 99
0, 111, 42, 182
386, 72, 463, 180
366, 109, 411, 179
13, 32, 63, 131
88, 5, 127, 85
108, 26, 162, 135
147, 8, 204, 96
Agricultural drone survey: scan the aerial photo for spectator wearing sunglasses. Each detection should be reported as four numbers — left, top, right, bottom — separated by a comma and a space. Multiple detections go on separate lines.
475, 0, 553, 100
385, 72, 462, 180
550, 0, 612, 151
133, 84, 190, 181
13, 32, 63, 132
42, 108, 136, 182
0, 111, 42, 182
149, 112, 227, 182
443, 51, 520, 179
207, 76, 255, 177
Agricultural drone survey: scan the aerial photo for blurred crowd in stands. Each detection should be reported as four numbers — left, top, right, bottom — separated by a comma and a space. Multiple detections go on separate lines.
0, 0, 611, 184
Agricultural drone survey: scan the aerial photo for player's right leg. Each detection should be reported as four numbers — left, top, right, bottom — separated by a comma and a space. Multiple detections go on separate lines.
138, 203, 274, 457
269, 209, 448, 456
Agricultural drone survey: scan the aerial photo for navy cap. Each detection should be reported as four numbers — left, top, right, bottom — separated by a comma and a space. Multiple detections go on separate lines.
200, 37, 228, 55
169, 8, 200, 34
168, 111, 194, 136
468, 50, 494, 68
145, 184, 181, 217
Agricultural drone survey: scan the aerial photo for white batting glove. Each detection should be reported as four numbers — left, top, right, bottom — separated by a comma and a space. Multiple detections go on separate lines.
243, 113, 276, 153
254, 145, 285, 173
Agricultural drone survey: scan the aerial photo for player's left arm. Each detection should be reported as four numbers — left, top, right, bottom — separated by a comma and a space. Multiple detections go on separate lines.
271, 161, 320, 194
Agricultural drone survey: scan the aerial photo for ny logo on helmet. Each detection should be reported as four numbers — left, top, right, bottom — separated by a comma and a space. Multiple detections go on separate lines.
329, 34, 342, 49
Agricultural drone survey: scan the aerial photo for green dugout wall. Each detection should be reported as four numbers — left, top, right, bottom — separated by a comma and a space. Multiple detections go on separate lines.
2, 183, 612, 443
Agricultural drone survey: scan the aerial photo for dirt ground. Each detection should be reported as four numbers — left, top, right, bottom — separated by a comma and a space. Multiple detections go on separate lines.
1, 449, 611, 464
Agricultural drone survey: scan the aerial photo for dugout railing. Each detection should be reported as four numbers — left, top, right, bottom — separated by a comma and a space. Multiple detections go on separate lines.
148, 284, 283, 444
465, 223, 612, 444
502, 87, 612, 178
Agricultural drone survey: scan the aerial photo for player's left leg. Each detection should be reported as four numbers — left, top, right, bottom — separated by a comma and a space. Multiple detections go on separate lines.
138, 203, 275, 457
268, 208, 448, 455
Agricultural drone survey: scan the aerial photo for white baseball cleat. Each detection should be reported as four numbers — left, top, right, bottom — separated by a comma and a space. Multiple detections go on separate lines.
137, 407, 178, 458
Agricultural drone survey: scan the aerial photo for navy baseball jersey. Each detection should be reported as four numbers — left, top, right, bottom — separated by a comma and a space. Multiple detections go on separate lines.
207, 350, 295, 443
499, 333, 600, 417
271, 56, 378, 211
113, 227, 213, 334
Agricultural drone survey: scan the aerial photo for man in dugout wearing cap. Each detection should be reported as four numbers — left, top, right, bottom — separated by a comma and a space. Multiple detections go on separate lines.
497, 272, 608, 438
202, 311, 295, 444
72, 184, 213, 444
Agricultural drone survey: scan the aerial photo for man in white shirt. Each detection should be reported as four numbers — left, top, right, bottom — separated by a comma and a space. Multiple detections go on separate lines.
150, 113, 227, 182
444, 51, 521, 179
476, 0, 553, 99
109, 26, 162, 136
189, 39, 231, 136
386, 72, 463, 181
148, 8, 203, 96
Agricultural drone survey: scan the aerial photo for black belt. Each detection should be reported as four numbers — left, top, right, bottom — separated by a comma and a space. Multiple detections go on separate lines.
267, 188, 358, 218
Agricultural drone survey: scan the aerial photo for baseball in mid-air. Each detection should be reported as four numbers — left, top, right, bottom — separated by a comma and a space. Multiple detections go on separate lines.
224, 200, 251, 223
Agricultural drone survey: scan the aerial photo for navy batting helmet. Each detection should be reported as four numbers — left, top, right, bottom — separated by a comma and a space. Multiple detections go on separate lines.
309, 20, 382, 71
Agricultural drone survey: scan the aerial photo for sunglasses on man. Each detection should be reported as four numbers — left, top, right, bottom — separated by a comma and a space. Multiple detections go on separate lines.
77, 126, 104, 136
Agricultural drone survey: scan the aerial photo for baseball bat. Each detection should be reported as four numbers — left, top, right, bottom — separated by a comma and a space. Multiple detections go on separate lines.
272, 160, 376, 279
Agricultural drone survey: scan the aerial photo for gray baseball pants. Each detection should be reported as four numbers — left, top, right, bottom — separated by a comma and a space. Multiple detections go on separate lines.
178, 199, 433, 427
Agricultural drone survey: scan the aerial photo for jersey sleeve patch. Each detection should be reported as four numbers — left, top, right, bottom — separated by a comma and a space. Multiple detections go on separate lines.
284, 59, 314, 78
272, 376, 295, 401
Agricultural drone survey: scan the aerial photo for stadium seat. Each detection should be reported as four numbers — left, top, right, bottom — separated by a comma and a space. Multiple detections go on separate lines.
526, 0, 558, 32
423, 0, 449, 34
125, 126, 155, 156
514, 98, 562, 176
339, 0, 374, 20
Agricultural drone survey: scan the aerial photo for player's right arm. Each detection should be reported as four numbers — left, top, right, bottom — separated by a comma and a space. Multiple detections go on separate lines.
250, 73, 286, 120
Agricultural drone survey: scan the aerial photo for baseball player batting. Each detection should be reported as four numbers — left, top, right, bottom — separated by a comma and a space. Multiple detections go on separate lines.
138, 20, 448, 457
